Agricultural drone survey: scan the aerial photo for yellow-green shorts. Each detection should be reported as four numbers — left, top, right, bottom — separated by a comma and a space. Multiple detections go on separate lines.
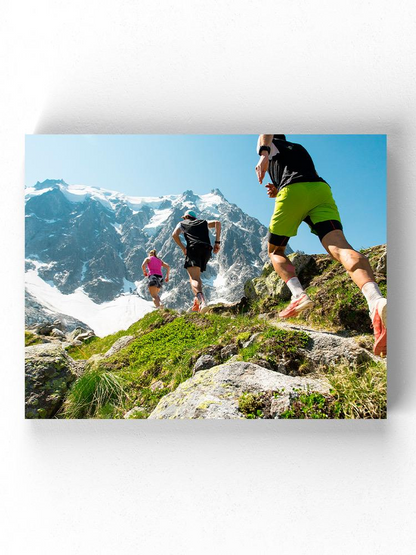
268, 181, 342, 247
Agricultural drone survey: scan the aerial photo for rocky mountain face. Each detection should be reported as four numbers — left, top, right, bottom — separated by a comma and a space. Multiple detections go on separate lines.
26, 180, 289, 319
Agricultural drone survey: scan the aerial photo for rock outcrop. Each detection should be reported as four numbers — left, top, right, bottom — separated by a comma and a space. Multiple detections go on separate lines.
148, 361, 330, 419
25, 344, 79, 419
245, 253, 312, 301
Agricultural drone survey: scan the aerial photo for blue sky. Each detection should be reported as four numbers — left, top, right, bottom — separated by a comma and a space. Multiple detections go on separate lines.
25, 134, 386, 255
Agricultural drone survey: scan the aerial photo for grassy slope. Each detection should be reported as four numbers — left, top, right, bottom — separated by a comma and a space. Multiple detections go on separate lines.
61, 246, 387, 420
63, 310, 318, 419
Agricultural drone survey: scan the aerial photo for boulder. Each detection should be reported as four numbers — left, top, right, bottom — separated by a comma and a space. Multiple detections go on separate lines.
104, 335, 135, 357
244, 253, 312, 301
25, 343, 78, 419
276, 323, 374, 367
192, 354, 216, 375
50, 328, 66, 339
69, 327, 89, 341
242, 332, 261, 348
148, 361, 330, 419
33, 323, 55, 336
220, 344, 238, 360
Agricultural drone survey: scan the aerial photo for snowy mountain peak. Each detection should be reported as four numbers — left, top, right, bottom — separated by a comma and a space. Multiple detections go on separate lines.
25, 179, 284, 335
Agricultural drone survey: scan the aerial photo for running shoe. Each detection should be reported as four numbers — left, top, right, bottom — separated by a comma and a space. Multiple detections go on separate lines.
186, 298, 200, 313
199, 300, 209, 314
278, 293, 314, 319
191, 298, 200, 312
371, 298, 387, 357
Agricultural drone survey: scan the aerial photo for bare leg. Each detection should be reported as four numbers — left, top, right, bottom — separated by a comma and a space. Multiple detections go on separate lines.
322, 229, 386, 356
268, 243, 297, 282
148, 286, 161, 307
186, 266, 203, 297
321, 230, 375, 289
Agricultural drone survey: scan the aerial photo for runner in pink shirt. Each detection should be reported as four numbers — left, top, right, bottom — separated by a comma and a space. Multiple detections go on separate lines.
141, 249, 170, 308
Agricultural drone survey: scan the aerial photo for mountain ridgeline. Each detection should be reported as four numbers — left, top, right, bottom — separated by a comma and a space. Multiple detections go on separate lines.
25, 180, 288, 327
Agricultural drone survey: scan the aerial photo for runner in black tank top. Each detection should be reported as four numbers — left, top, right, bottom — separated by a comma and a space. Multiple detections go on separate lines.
172, 209, 221, 313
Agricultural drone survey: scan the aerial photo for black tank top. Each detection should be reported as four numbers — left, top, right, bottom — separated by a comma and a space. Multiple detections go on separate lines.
268, 136, 326, 192
180, 219, 211, 248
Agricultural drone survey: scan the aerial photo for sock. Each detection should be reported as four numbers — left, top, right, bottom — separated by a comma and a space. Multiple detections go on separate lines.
361, 281, 383, 314
286, 277, 305, 298
196, 292, 205, 303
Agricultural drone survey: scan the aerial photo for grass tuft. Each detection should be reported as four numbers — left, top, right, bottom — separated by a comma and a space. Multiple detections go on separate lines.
62, 367, 127, 419
327, 361, 387, 419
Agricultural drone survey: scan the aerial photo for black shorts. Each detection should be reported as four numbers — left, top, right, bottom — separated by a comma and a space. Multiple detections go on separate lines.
148, 274, 163, 288
268, 219, 343, 248
184, 245, 212, 272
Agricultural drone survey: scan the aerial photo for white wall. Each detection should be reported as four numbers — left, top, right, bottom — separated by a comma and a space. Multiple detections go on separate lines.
1, 1, 415, 553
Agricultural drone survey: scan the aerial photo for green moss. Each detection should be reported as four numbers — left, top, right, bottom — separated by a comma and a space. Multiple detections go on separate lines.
279, 391, 341, 419
236, 331, 251, 344
238, 392, 265, 419
25, 331, 43, 346
239, 328, 310, 375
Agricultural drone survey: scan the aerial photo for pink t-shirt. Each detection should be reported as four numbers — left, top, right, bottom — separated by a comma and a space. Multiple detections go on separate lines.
147, 256, 163, 276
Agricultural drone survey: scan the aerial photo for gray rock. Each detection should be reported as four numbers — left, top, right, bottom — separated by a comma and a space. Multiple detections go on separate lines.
33, 323, 55, 336
148, 361, 330, 419
193, 354, 216, 375
242, 332, 261, 349
270, 395, 291, 417
104, 335, 135, 357
25, 343, 78, 419
50, 328, 66, 338
124, 407, 146, 419
76, 331, 95, 342
244, 252, 311, 301
275, 323, 374, 367
220, 344, 238, 360
69, 327, 90, 342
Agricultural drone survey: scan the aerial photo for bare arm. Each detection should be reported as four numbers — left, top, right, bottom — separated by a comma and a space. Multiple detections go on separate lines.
161, 260, 170, 282
172, 227, 187, 255
208, 220, 221, 254
142, 258, 149, 277
255, 134, 274, 184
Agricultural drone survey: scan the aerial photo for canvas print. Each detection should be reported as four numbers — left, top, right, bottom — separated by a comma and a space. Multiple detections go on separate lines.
25, 135, 387, 419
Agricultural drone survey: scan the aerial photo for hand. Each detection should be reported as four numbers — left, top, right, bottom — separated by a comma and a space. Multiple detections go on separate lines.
255, 154, 269, 184
265, 182, 278, 198
143, 272, 148, 277
165, 277, 169, 283
213, 244, 220, 254
182, 248, 187, 256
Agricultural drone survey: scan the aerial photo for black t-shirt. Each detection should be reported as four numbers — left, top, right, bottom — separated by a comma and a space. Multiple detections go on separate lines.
176, 219, 212, 249
268, 135, 326, 192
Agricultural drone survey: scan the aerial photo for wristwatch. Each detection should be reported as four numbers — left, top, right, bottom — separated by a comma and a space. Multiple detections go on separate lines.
258, 145, 271, 156
215, 241, 221, 244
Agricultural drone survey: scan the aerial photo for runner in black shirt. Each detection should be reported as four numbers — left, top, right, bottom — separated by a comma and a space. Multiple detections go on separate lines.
255, 134, 387, 357
172, 209, 221, 313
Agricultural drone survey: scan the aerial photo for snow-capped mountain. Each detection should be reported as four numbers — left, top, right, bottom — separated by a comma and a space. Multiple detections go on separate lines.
25, 179, 291, 335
